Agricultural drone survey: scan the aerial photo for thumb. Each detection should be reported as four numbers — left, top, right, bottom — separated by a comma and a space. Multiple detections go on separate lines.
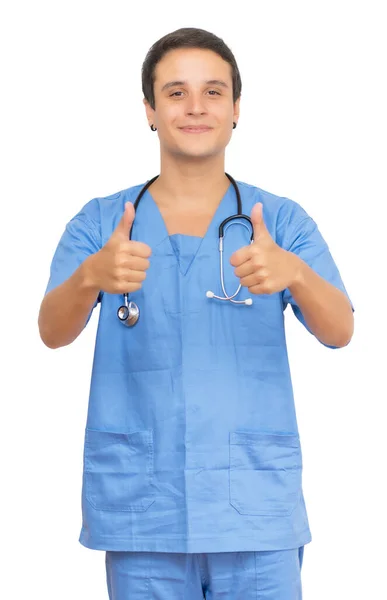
114, 202, 135, 238
251, 202, 269, 242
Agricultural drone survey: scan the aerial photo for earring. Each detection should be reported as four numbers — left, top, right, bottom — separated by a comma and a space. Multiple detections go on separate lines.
150, 124, 157, 131
233, 122, 237, 129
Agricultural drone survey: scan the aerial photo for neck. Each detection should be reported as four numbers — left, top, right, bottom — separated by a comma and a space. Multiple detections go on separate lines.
149, 152, 230, 209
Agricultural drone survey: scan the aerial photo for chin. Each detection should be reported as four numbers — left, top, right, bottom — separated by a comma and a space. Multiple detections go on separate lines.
180, 151, 219, 161
172, 142, 223, 160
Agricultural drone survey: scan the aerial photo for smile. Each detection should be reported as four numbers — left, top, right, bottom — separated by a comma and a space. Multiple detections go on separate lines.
179, 127, 213, 134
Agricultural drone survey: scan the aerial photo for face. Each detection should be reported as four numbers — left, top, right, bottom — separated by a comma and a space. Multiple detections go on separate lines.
144, 47, 240, 160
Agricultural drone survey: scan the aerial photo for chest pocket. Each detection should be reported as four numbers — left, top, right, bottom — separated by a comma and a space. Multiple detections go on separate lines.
84, 429, 156, 512
229, 431, 302, 516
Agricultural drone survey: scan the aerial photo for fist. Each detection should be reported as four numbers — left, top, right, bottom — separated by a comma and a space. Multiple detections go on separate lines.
230, 203, 299, 295
88, 202, 152, 295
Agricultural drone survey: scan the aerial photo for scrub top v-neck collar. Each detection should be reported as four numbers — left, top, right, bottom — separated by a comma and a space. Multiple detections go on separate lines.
131, 180, 235, 277
168, 234, 202, 276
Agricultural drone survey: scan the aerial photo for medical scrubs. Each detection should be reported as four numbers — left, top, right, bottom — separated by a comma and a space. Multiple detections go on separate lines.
105, 546, 305, 599
44, 179, 354, 596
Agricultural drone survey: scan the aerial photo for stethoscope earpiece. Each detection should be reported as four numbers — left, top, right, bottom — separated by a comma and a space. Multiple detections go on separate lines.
206, 290, 253, 305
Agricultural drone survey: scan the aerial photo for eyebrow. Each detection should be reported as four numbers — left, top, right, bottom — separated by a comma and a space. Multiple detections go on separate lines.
161, 79, 229, 92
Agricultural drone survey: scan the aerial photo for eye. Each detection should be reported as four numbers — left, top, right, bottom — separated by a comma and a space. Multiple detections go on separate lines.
169, 89, 221, 97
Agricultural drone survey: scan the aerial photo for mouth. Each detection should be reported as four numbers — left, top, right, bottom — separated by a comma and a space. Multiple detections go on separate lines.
179, 126, 213, 134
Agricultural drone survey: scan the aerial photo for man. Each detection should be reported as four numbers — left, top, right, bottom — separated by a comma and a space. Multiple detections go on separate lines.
38, 27, 354, 600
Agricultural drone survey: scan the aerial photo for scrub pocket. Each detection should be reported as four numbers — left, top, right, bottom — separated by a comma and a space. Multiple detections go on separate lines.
229, 431, 302, 516
84, 428, 155, 512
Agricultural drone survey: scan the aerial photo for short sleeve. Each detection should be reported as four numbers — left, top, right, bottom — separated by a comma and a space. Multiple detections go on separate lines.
44, 212, 103, 327
281, 211, 354, 349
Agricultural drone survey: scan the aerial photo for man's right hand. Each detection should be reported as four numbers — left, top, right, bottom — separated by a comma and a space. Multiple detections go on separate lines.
86, 202, 152, 295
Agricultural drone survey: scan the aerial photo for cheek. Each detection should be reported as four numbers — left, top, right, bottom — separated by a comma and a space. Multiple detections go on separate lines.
156, 103, 180, 128
165, 106, 181, 122
217, 100, 235, 119
216, 106, 235, 135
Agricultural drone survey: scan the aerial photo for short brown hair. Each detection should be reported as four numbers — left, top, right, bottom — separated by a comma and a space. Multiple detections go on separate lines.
141, 27, 242, 110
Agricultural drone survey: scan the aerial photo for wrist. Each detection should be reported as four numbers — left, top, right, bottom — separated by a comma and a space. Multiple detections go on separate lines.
80, 253, 101, 293
287, 251, 305, 291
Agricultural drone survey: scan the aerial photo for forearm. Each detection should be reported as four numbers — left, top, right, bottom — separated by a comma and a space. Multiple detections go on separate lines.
38, 255, 100, 349
287, 253, 354, 347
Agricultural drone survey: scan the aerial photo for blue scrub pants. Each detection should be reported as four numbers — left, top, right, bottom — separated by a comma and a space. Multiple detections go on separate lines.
105, 546, 304, 599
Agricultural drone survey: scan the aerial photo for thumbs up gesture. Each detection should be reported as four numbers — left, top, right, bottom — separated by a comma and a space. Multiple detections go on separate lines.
230, 203, 300, 295
86, 202, 152, 295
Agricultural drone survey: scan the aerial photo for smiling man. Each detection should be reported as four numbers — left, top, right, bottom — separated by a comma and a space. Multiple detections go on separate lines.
39, 27, 354, 600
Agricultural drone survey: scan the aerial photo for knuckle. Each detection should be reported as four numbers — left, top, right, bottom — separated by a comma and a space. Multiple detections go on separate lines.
112, 267, 122, 281
114, 253, 126, 268
251, 246, 259, 257
119, 265, 129, 278
132, 241, 152, 258
130, 269, 146, 283
125, 255, 136, 269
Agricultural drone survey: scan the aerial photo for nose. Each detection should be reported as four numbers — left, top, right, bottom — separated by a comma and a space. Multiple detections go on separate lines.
185, 91, 208, 116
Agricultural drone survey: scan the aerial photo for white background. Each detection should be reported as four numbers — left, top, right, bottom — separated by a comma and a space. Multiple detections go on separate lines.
1, 1, 386, 598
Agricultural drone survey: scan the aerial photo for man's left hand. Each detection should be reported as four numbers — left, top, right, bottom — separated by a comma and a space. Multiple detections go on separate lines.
230, 203, 301, 295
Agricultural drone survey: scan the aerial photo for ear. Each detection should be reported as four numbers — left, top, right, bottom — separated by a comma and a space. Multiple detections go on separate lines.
143, 98, 155, 127
233, 97, 240, 125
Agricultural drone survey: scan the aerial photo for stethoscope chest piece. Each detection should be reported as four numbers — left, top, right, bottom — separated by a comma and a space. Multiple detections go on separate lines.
117, 296, 140, 327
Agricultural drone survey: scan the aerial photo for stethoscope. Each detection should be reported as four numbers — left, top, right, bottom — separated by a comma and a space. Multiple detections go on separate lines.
117, 173, 254, 326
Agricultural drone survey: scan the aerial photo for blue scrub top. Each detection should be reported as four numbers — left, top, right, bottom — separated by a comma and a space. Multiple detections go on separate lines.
44, 179, 354, 553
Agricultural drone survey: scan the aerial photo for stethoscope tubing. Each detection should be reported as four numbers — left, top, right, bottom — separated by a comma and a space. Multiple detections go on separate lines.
217, 219, 254, 303
117, 173, 254, 325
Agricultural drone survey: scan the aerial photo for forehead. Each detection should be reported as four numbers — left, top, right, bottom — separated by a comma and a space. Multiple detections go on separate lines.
154, 48, 232, 88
